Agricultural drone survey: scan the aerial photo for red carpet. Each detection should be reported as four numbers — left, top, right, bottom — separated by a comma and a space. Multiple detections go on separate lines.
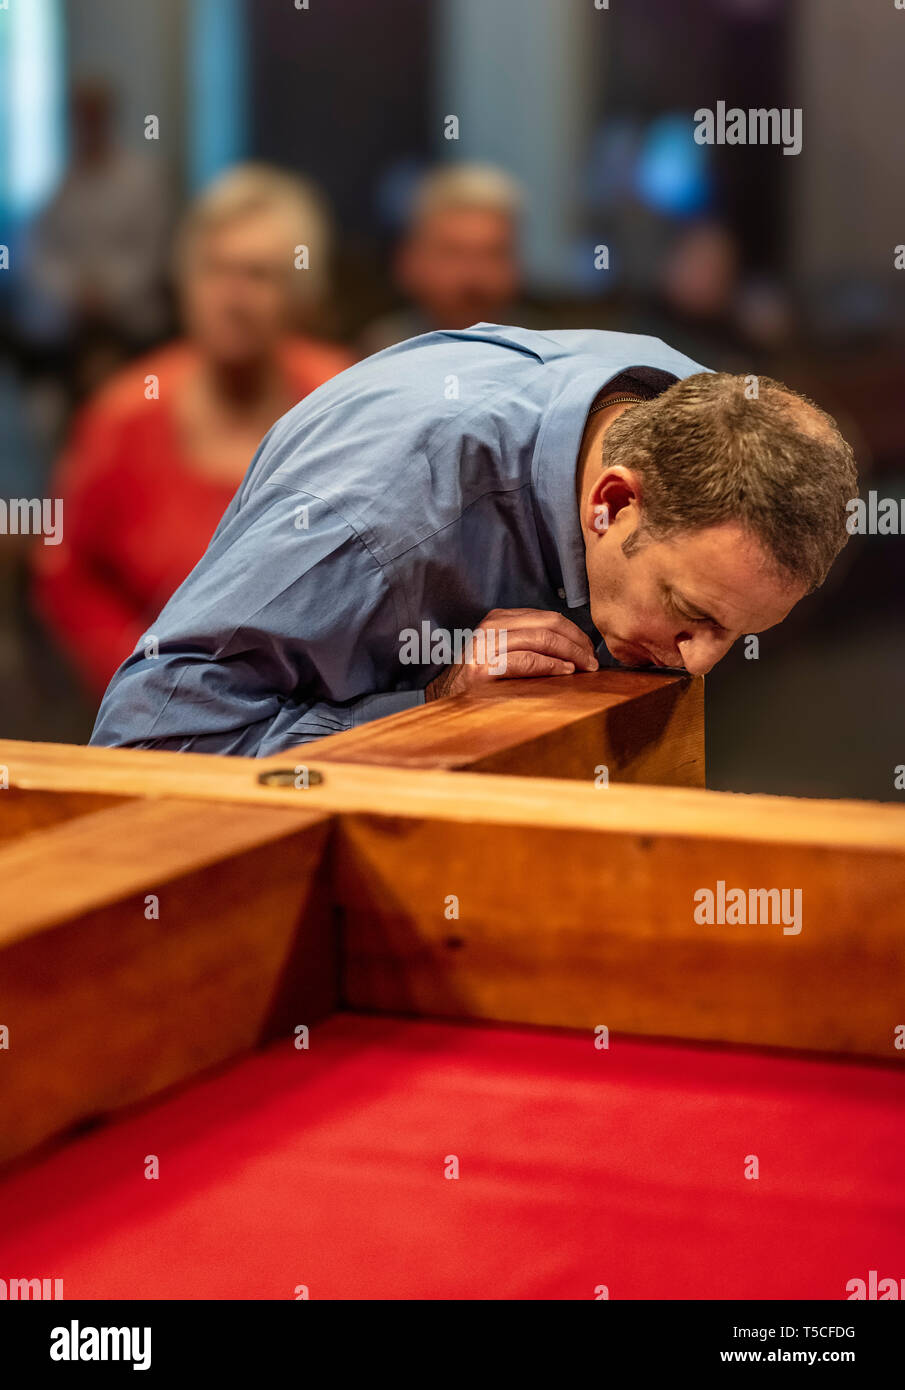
1, 1014, 902, 1299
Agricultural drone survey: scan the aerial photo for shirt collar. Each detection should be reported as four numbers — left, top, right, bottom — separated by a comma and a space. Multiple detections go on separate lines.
530, 366, 626, 609
531, 364, 682, 608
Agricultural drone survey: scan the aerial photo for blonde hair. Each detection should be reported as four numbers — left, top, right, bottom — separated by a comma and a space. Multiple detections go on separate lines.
175, 162, 333, 303
410, 163, 523, 227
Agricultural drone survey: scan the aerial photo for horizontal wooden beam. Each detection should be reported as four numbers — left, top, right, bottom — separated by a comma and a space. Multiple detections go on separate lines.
302, 670, 705, 785
2, 736, 904, 848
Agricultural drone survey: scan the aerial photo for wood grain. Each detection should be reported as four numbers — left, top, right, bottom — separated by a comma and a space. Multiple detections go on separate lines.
3, 738, 905, 850
335, 811, 905, 1059
0, 799, 335, 1166
0, 786, 130, 846
0, 796, 329, 943
1, 681, 904, 1159
301, 670, 705, 785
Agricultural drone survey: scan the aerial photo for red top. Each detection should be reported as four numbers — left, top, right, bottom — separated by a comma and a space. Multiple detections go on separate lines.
32, 338, 352, 697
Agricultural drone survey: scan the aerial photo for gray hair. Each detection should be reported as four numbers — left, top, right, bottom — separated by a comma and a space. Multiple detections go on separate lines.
409, 162, 523, 227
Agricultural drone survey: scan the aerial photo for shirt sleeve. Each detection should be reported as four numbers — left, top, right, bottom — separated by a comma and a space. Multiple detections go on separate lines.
90, 484, 419, 756
112, 686, 426, 756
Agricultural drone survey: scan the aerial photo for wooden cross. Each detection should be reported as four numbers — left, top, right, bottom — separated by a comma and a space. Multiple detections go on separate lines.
2, 669, 904, 1169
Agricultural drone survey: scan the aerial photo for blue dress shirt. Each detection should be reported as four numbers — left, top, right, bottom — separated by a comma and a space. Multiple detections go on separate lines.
90, 325, 708, 756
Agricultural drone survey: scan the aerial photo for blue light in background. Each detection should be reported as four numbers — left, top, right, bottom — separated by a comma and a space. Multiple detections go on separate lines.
188, 0, 247, 192
0, 0, 65, 222
635, 114, 712, 219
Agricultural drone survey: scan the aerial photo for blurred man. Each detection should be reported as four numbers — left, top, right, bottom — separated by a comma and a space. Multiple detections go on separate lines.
22, 78, 171, 376
33, 165, 351, 697
359, 164, 523, 355
90, 324, 857, 757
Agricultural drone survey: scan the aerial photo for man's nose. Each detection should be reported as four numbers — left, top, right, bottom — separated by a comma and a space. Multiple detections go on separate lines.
675, 631, 734, 677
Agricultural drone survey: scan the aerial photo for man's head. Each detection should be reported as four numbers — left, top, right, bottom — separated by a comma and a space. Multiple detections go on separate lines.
395, 164, 522, 330
580, 373, 858, 676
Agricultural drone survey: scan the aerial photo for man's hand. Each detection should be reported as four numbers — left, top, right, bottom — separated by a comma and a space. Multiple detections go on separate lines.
424, 608, 598, 701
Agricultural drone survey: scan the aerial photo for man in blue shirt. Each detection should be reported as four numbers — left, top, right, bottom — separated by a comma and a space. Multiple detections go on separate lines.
90, 324, 856, 756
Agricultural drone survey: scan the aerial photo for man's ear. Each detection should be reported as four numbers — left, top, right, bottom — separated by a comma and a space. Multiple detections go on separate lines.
586, 466, 642, 535
589, 497, 610, 536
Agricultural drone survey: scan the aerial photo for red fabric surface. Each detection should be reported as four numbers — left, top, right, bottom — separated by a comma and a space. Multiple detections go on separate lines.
1, 1015, 902, 1300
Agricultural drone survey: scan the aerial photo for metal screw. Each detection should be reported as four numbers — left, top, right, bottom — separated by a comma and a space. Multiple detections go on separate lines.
257, 767, 324, 788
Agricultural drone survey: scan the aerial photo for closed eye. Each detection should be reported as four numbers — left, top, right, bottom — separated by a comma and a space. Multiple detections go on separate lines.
667, 589, 725, 633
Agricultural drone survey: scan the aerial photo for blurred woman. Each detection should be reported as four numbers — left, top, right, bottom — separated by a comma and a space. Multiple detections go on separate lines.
32, 164, 352, 697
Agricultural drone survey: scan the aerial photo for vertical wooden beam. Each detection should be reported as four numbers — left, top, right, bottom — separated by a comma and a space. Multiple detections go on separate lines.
0, 798, 335, 1167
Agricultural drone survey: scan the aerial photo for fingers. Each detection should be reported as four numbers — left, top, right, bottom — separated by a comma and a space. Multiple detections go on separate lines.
485, 607, 594, 646
480, 610, 597, 670
500, 626, 597, 670
419, 608, 602, 697
493, 650, 577, 679
434, 647, 576, 696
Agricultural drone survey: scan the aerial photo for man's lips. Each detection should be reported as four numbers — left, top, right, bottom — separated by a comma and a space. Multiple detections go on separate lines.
610, 639, 666, 667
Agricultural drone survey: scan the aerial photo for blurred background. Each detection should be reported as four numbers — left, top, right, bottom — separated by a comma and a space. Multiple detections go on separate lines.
0, 0, 902, 799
